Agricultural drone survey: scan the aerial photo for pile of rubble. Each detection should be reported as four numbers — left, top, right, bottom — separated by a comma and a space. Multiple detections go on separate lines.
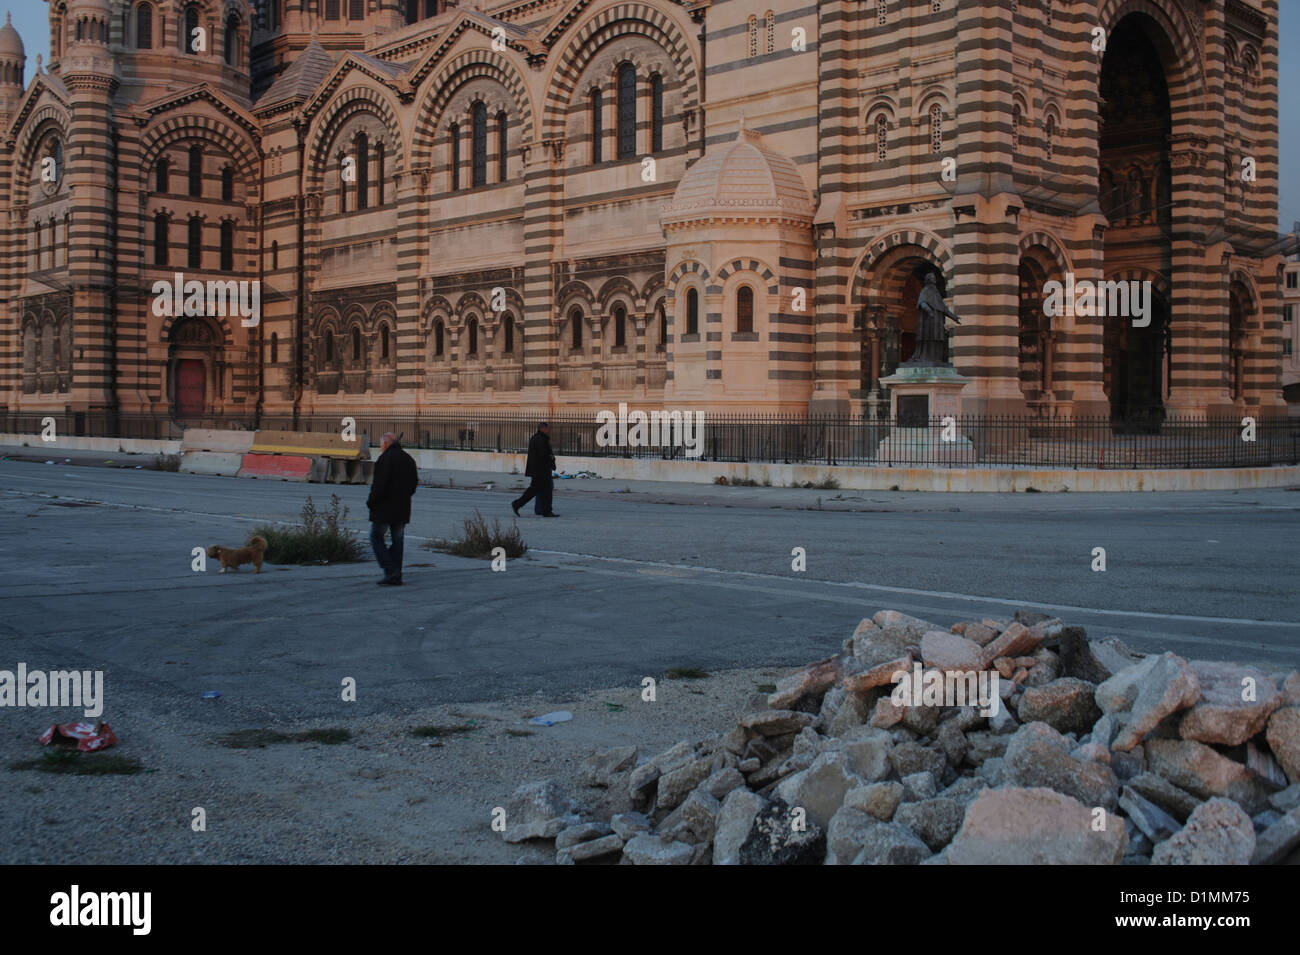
498, 609, 1300, 864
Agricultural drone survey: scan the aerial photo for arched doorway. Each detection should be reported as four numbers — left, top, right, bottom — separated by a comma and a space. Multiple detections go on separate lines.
1098, 13, 1174, 423
859, 247, 948, 396
168, 316, 223, 418
1018, 255, 1051, 410
1227, 280, 1252, 403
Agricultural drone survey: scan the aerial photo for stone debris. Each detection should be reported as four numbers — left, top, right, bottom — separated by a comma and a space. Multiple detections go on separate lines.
497, 610, 1300, 864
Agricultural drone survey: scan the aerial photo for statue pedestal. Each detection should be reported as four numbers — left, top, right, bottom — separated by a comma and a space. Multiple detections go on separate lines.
876, 363, 975, 464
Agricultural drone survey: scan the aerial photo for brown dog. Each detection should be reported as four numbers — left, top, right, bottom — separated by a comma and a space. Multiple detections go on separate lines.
207, 536, 267, 574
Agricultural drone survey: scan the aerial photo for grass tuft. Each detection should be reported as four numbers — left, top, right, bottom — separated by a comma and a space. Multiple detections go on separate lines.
666, 667, 710, 680
216, 727, 352, 748
253, 494, 363, 565
428, 510, 527, 559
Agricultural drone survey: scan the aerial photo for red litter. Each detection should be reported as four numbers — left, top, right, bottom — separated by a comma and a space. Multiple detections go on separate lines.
39, 721, 118, 753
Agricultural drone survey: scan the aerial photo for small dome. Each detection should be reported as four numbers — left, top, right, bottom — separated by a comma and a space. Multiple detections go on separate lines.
0, 13, 24, 60
662, 122, 815, 226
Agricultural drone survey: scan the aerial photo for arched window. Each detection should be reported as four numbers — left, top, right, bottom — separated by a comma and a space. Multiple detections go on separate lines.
747, 15, 758, 58
355, 132, 369, 210
875, 114, 888, 162
269, 0, 278, 30
434, 321, 444, 357
878, 0, 888, 26
765, 10, 775, 54
374, 141, 384, 206
617, 64, 637, 159
929, 104, 943, 154
449, 122, 460, 190
187, 217, 202, 268
497, 111, 508, 182
219, 220, 233, 271
590, 89, 603, 164
221, 166, 233, 201
31, 223, 39, 270
271, 240, 279, 270
223, 15, 237, 65
613, 305, 626, 348
650, 75, 664, 153
1011, 103, 1021, 154
503, 315, 514, 354
405, 0, 418, 24
1045, 114, 1056, 162
657, 303, 666, 348
270, 332, 279, 364
183, 5, 199, 54
155, 158, 168, 193
736, 285, 754, 334
153, 213, 168, 265
135, 2, 152, 49
351, 326, 362, 361
423, 0, 436, 16
188, 145, 202, 197
325, 0, 340, 20
471, 102, 487, 188
349, 0, 364, 19
380, 325, 390, 360
686, 288, 699, 336
324, 328, 335, 364
467, 318, 479, 356
570, 308, 583, 349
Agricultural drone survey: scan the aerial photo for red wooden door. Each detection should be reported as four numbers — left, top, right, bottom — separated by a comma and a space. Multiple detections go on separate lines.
176, 359, 204, 416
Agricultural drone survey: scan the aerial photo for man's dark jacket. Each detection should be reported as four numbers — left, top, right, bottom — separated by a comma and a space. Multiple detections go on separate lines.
368, 441, 419, 524
524, 430, 556, 479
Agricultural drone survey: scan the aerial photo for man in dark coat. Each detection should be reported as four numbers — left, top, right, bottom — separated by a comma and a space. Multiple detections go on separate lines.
511, 422, 558, 517
367, 432, 419, 585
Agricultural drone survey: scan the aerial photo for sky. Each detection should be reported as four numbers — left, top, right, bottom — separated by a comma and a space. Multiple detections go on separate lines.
3, 2, 1296, 234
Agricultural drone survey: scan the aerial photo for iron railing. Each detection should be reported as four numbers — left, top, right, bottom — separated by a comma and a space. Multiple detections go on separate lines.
2, 410, 1297, 470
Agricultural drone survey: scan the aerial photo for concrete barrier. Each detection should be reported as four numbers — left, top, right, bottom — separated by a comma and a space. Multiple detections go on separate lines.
181, 428, 255, 454
325, 457, 373, 485
0, 433, 179, 455
180, 451, 243, 477
397, 447, 1300, 493
250, 430, 363, 459
238, 453, 313, 481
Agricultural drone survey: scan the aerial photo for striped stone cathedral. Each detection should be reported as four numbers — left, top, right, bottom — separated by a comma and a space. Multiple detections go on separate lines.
0, 0, 1287, 424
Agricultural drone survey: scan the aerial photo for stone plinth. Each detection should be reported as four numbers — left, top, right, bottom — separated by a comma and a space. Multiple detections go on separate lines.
877, 363, 975, 464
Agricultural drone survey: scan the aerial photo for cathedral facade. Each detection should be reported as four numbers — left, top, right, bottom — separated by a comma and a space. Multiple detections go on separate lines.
0, 0, 1287, 426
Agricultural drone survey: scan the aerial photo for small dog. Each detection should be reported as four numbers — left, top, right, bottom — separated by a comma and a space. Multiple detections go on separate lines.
207, 536, 267, 574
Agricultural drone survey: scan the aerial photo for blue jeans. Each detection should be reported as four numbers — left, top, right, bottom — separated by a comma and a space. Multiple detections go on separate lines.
370, 522, 405, 579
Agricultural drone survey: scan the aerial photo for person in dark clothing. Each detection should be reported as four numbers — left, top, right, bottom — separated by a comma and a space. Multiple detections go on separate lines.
512, 423, 558, 517
367, 432, 419, 585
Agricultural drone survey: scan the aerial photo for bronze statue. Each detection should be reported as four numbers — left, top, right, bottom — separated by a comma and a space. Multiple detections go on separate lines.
911, 272, 961, 364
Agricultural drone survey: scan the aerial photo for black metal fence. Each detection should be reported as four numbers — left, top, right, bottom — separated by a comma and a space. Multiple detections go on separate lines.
2, 409, 1297, 470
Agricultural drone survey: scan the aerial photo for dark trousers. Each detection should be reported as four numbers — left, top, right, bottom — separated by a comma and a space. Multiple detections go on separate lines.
370, 522, 406, 579
513, 475, 553, 515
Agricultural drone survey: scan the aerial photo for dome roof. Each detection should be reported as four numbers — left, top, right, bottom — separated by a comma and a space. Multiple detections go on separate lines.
662, 122, 814, 226
0, 13, 24, 60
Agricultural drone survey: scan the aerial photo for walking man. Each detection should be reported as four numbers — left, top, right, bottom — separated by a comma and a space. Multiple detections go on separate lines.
368, 432, 419, 585
512, 422, 558, 517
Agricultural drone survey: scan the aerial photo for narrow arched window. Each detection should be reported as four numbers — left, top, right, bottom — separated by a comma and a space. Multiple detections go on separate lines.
614, 305, 626, 348
183, 5, 199, 53
187, 217, 202, 268
351, 326, 362, 361
153, 213, 168, 265
380, 325, 389, 360
270, 332, 279, 364
338, 154, 349, 213
617, 64, 636, 159
434, 321, 444, 357
875, 114, 888, 162
219, 220, 234, 271
221, 166, 233, 201
590, 89, 603, 164
1012, 103, 1021, 154
503, 315, 514, 354
224, 15, 237, 65
877, 0, 888, 26
737, 285, 754, 334
686, 288, 699, 336
405, 0, 418, 25
930, 104, 943, 154
471, 102, 487, 188
1045, 114, 1056, 162
423, 0, 435, 15
325, 329, 335, 364
467, 318, 479, 356
325, 0, 339, 20
355, 132, 369, 210
188, 145, 202, 196
657, 303, 666, 347
747, 15, 758, 58
349, 0, 364, 20
650, 74, 664, 153
497, 111, 508, 182
571, 308, 583, 349
374, 141, 384, 206
449, 122, 460, 190
155, 159, 168, 193
136, 3, 152, 49
765, 10, 775, 54
271, 240, 279, 270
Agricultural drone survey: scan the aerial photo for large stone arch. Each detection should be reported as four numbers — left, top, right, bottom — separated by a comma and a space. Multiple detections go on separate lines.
15, 107, 71, 187
138, 114, 259, 194
852, 228, 955, 305
306, 84, 405, 194
410, 49, 535, 167
1097, 0, 1204, 95
541, 1, 699, 143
